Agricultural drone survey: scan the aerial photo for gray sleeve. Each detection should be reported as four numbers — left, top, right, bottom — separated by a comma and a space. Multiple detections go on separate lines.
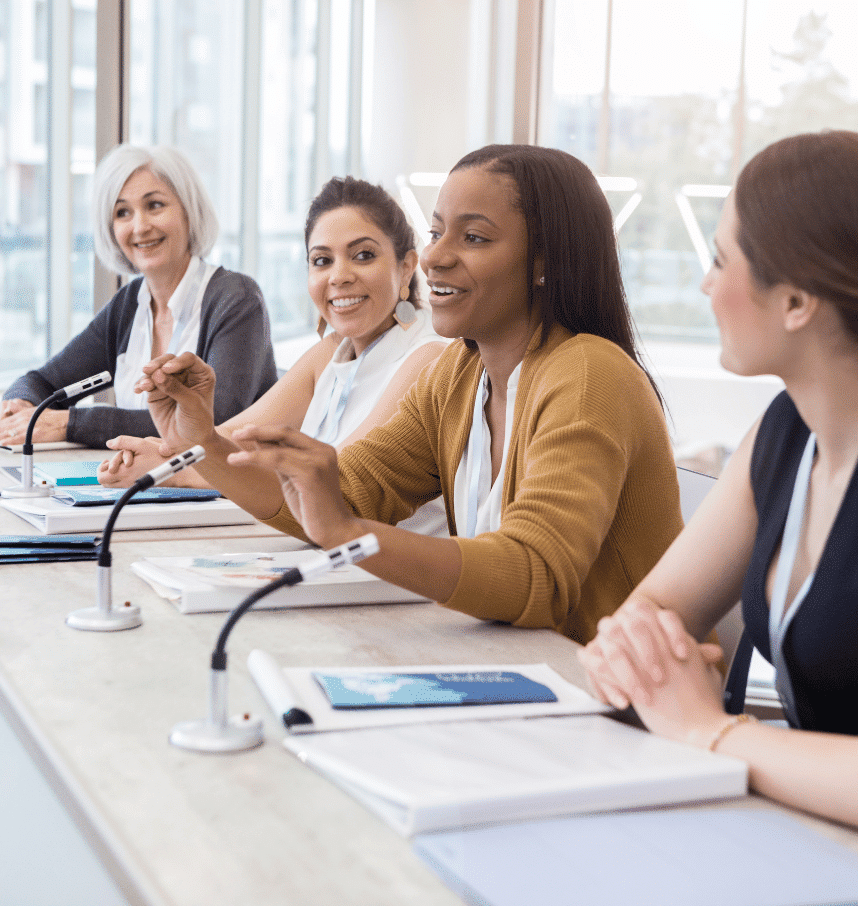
4, 282, 154, 448
195, 269, 278, 425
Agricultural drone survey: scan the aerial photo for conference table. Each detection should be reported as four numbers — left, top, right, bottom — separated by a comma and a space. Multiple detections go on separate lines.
1, 446, 856, 906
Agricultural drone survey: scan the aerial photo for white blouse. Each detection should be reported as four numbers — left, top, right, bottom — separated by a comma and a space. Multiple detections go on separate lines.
300, 308, 449, 538
453, 362, 522, 536
113, 256, 216, 409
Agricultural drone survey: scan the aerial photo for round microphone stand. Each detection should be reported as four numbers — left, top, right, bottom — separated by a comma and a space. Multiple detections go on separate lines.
66, 445, 206, 632
170, 534, 380, 753
2, 371, 112, 499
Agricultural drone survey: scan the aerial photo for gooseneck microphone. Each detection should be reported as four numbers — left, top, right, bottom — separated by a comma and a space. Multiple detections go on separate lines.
66, 445, 206, 632
169, 533, 381, 753
2, 371, 113, 499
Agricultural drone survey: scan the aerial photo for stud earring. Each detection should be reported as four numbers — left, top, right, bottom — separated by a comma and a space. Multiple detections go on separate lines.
538, 276, 545, 286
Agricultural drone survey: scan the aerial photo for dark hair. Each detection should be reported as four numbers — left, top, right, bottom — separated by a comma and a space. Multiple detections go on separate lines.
304, 175, 420, 304
450, 144, 655, 395
735, 130, 858, 341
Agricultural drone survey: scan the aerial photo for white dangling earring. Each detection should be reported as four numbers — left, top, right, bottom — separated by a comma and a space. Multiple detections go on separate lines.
538, 275, 545, 286
393, 286, 417, 329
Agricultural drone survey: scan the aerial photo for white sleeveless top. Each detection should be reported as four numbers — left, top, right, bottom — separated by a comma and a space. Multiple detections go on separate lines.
300, 307, 449, 537
113, 256, 216, 409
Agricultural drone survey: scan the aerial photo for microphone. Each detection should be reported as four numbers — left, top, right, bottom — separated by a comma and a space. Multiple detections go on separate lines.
66, 445, 206, 632
169, 533, 380, 753
2, 371, 112, 499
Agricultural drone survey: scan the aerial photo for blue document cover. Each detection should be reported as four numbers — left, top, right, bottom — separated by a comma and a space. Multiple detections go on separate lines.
53, 487, 221, 507
0, 533, 100, 562
312, 670, 558, 709
33, 461, 102, 486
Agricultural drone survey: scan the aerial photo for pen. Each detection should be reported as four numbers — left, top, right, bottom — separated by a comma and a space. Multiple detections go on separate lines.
247, 649, 313, 729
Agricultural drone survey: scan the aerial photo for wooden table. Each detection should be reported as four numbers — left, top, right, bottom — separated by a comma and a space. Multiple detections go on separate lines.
1, 447, 856, 906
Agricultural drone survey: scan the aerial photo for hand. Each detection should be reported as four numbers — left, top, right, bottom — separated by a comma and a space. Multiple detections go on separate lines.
631, 631, 729, 750
0, 398, 34, 420
228, 424, 361, 548
99, 436, 170, 488
0, 405, 68, 445
135, 352, 217, 454
579, 597, 722, 710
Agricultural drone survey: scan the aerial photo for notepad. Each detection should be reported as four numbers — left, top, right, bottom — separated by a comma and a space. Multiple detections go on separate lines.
312, 670, 558, 709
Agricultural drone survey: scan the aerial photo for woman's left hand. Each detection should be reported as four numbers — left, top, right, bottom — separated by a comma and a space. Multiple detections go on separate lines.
631, 629, 730, 749
0, 407, 69, 445
228, 424, 362, 548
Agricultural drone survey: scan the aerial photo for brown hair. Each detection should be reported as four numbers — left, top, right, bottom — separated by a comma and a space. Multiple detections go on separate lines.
735, 130, 858, 340
305, 175, 419, 304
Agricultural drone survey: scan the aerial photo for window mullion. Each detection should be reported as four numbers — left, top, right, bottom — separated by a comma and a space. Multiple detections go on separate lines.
47, 0, 72, 357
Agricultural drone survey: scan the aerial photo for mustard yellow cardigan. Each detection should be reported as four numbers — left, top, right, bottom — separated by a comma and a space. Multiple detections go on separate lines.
263, 326, 682, 643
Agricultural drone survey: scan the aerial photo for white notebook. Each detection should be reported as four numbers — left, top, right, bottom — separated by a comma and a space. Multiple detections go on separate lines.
133, 549, 429, 613
280, 714, 748, 837
0, 495, 255, 534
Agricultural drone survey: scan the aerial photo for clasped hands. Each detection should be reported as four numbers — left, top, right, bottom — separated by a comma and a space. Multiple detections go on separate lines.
579, 597, 732, 749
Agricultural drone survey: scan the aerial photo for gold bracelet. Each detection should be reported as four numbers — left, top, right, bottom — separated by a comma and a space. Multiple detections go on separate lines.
708, 713, 757, 752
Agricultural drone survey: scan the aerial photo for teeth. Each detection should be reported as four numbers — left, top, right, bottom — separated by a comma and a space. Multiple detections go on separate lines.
330, 296, 364, 309
135, 239, 161, 249
430, 285, 457, 296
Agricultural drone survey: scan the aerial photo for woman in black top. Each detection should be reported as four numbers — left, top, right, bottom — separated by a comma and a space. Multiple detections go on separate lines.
580, 131, 858, 827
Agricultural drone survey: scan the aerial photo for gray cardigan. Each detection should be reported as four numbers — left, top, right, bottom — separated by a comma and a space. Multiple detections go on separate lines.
4, 267, 278, 448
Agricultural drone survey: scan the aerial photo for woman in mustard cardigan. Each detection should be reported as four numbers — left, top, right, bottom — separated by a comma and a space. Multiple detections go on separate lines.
137, 145, 682, 643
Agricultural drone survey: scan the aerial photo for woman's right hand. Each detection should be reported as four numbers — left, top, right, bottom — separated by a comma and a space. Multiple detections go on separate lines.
135, 352, 217, 454
98, 436, 170, 488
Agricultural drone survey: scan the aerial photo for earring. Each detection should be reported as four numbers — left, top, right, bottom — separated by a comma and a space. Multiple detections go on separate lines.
393, 297, 417, 329
316, 315, 327, 339
538, 276, 545, 286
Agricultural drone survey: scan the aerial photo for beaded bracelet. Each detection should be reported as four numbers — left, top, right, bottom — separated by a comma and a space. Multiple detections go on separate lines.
708, 713, 757, 752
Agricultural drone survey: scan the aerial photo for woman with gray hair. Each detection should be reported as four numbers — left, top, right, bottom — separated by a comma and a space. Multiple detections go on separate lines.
0, 144, 276, 448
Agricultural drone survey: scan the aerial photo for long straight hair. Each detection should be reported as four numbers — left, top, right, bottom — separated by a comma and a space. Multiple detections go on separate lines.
451, 144, 659, 401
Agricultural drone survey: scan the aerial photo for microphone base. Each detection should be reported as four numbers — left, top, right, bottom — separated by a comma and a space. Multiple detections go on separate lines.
1, 484, 53, 498
66, 604, 142, 632
169, 715, 264, 753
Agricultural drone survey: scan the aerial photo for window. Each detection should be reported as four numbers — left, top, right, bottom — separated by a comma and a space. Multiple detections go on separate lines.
0, 0, 96, 387
540, 0, 858, 344
129, 0, 364, 351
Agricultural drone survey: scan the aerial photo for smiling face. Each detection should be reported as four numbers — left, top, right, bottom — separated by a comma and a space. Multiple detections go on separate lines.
420, 165, 533, 348
112, 168, 192, 282
307, 206, 416, 355
702, 194, 783, 377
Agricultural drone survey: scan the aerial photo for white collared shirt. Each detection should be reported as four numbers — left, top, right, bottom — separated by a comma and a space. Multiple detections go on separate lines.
113, 256, 216, 409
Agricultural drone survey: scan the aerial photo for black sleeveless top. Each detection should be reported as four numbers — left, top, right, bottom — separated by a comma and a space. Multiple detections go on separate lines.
743, 390, 858, 734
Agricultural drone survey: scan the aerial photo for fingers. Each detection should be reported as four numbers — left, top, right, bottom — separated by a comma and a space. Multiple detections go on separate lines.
577, 644, 631, 710
583, 598, 696, 708
1, 399, 33, 419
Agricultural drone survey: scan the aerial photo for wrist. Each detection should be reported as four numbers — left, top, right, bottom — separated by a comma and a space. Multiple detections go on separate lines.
689, 713, 758, 752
